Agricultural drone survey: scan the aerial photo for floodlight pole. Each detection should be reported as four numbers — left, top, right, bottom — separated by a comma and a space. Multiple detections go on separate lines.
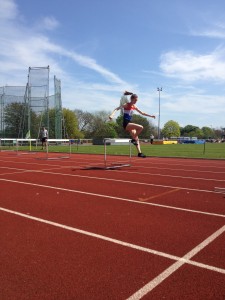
157, 87, 162, 139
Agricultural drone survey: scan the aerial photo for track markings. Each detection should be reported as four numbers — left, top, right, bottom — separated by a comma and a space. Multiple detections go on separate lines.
1, 156, 225, 298
1, 157, 225, 174
1, 206, 225, 278
0, 170, 32, 176
115, 169, 225, 182
0, 166, 222, 194
139, 188, 180, 202
127, 225, 225, 299
133, 160, 225, 170
0, 178, 225, 218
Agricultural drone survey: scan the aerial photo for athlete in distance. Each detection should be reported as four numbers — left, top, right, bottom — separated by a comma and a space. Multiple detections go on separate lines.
109, 91, 156, 158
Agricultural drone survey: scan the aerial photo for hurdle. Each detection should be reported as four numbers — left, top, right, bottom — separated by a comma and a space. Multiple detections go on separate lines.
85, 138, 132, 170
0, 138, 37, 155
0, 138, 17, 153
37, 139, 71, 160
16, 139, 37, 155
214, 187, 225, 194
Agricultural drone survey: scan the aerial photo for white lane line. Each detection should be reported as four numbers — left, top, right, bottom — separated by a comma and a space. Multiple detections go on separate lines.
0, 166, 38, 176
127, 225, 225, 300
0, 159, 225, 181
0, 159, 67, 168
1, 207, 225, 276
1, 157, 225, 174
0, 165, 224, 193
0, 178, 225, 219
1, 166, 225, 197
112, 169, 225, 182
5, 168, 220, 195
132, 160, 225, 170
129, 165, 225, 174
0, 166, 28, 171
0, 171, 31, 176
0, 156, 100, 165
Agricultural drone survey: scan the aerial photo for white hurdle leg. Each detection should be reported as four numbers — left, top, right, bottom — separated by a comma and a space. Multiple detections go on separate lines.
104, 139, 107, 168
103, 138, 131, 169
129, 139, 132, 164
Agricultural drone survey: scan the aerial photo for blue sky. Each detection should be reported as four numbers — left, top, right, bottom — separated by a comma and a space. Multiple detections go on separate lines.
1, 0, 225, 129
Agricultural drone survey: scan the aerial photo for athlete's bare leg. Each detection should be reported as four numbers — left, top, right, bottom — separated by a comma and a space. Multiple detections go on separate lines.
126, 123, 143, 153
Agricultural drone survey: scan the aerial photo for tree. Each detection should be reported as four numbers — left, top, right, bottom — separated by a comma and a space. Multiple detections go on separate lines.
74, 109, 94, 132
201, 126, 214, 139
62, 108, 83, 139
4, 102, 24, 137
161, 120, 180, 138
3, 102, 39, 138
87, 110, 118, 139
214, 127, 224, 139
92, 122, 118, 139
180, 124, 203, 138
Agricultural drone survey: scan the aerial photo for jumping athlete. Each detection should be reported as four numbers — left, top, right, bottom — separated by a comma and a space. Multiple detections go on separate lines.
109, 91, 155, 158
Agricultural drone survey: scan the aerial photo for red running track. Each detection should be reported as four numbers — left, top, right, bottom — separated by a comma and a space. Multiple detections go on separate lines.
0, 152, 225, 299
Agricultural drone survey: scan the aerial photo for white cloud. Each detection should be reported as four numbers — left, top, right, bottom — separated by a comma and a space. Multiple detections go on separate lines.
0, 0, 131, 96
189, 21, 225, 39
1, 0, 224, 128
0, 0, 18, 20
163, 93, 225, 114
40, 16, 60, 30
160, 48, 225, 82
191, 29, 225, 39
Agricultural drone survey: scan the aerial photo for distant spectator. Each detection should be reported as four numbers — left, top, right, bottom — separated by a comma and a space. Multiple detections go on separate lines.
40, 126, 48, 150
150, 134, 154, 144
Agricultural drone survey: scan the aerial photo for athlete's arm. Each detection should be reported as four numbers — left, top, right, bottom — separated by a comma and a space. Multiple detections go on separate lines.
135, 107, 156, 119
109, 105, 124, 119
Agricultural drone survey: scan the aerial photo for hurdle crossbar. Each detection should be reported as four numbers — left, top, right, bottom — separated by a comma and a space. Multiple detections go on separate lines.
104, 138, 132, 168
36, 139, 71, 160
85, 138, 132, 170
16, 139, 37, 155
0, 138, 16, 152
0, 138, 37, 154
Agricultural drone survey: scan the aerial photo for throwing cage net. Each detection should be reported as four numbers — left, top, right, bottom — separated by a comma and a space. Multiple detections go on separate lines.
54, 76, 62, 139
0, 66, 63, 141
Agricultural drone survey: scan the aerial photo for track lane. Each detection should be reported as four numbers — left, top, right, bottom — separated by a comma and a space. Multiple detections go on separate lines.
0, 212, 172, 300
141, 264, 225, 299
1, 155, 225, 299
1, 169, 225, 216
0, 180, 224, 258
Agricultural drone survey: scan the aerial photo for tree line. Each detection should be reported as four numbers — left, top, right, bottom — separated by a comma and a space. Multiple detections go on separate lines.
1, 102, 223, 140
161, 120, 223, 140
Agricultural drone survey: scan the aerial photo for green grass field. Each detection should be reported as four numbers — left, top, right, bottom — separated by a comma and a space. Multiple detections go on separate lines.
71, 142, 225, 159
1, 142, 225, 159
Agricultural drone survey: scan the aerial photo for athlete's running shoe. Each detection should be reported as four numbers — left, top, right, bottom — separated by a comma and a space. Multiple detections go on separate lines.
138, 153, 146, 158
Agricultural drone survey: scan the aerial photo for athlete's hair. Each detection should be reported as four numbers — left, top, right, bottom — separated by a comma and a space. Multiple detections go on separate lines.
124, 91, 133, 96
131, 93, 138, 99
124, 91, 138, 99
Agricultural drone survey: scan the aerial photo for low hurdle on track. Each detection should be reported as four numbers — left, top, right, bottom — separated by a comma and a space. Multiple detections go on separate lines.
37, 139, 71, 160
0, 138, 37, 155
85, 138, 132, 170
0, 138, 71, 160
